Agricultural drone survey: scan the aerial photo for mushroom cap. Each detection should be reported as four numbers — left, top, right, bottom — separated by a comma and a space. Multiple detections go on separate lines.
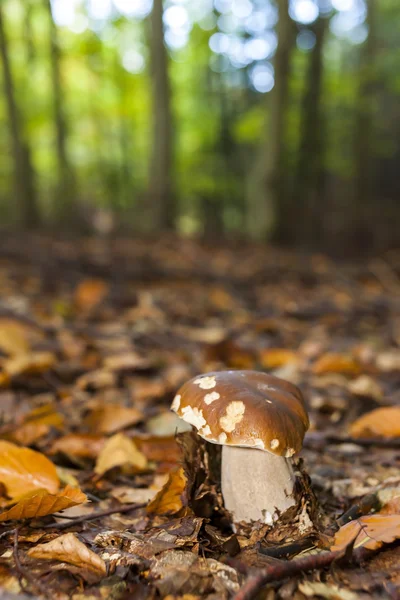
171, 370, 309, 457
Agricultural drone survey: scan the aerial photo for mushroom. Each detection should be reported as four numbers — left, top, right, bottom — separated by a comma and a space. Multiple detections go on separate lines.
170, 370, 309, 525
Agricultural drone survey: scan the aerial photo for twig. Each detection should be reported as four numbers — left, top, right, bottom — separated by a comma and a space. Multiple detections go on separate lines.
233, 550, 343, 600
40, 502, 146, 531
13, 528, 48, 597
337, 492, 381, 527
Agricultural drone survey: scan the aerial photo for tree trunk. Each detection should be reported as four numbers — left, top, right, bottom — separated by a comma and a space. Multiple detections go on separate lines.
293, 18, 327, 247
45, 0, 76, 225
246, 0, 295, 241
148, 0, 174, 231
0, 5, 39, 228
353, 0, 378, 246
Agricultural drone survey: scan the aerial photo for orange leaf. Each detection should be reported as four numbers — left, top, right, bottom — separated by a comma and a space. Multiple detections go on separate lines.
312, 353, 361, 376
8, 405, 64, 445
147, 467, 188, 515
0, 485, 87, 521
331, 514, 400, 552
259, 348, 299, 370
74, 279, 109, 312
28, 532, 105, 575
0, 441, 59, 498
94, 433, 147, 475
85, 404, 143, 434
349, 406, 400, 439
50, 434, 105, 459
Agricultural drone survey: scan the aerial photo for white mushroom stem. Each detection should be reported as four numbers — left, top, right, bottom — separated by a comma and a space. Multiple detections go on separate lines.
221, 446, 296, 524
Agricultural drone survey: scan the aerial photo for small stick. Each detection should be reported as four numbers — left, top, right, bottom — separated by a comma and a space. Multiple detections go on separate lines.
233, 550, 343, 600
40, 502, 146, 531
13, 529, 48, 597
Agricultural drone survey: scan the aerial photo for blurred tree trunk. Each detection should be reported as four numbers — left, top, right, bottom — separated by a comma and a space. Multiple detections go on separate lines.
246, 0, 294, 241
294, 17, 327, 246
353, 0, 378, 242
148, 0, 174, 231
45, 0, 76, 225
0, 5, 39, 228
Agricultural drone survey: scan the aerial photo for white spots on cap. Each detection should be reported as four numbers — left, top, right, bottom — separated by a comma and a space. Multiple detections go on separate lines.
218, 432, 227, 444
181, 406, 206, 430
194, 375, 217, 390
204, 391, 220, 405
258, 383, 276, 392
171, 394, 181, 412
220, 401, 245, 433
247, 438, 265, 450
285, 448, 295, 457
200, 424, 212, 437
270, 438, 280, 450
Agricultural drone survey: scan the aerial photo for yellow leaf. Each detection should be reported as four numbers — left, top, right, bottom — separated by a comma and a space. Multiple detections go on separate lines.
28, 532, 106, 575
94, 433, 147, 475
331, 514, 400, 552
0, 319, 30, 356
349, 406, 400, 439
312, 353, 361, 376
0, 485, 87, 521
147, 467, 188, 515
0, 441, 59, 499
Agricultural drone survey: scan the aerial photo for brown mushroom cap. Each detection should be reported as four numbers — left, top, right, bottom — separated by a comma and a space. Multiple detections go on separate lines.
171, 370, 309, 457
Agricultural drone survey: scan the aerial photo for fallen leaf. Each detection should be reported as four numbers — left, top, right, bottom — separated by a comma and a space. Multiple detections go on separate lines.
103, 352, 151, 372
147, 467, 188, 515
8, 404, 64, 445
28, 532, 106, 575
348, 375, 383, 401
74, 279, 109, 313
312, 353, 361, 376
1, 352, 56, 378
0, 441, 59, 498
331, 514, 400, 552
0, 319, 30, 356
85, 403, 143, 434
376, 350, 400, 372
50, 434, 105, 459
349, 406, 400, 438
0, 485, 87, 521
94, 433, 148, 475
75, 369, 116, 390
258, 348, 299, 370
299, 582, 357, 600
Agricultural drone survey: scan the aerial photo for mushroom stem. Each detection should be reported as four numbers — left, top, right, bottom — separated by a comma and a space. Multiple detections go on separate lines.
221, 446, 296, 524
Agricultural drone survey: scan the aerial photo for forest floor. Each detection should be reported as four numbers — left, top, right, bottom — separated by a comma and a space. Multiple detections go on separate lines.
0, 234, 399, 600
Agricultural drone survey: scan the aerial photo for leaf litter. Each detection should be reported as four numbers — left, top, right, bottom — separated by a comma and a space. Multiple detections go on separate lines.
0, 236, 399, 599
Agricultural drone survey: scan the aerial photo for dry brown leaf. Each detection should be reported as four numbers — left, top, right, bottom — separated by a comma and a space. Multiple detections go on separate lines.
50, 434, 105, 459
94, 433, 148, 475
380, 497, 400, 515
103, 352, 151, 372
8, 405, 64, 445
147, 467, 188, 515
0, 319, 30, 356
258, 348, 299, 370
312, 353, 361, 376
75, 369, 116, 390
331, 514, 400, 552
2, 351, 56, 378
28, 532, 106, 575
0, 485, 87, 521
134, 435, 181, 464
349, 406, 400, 438
85, 403, 143, 434
348, 375, 383, 401
0, 441, 59, 498
74, 279, 109, 312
